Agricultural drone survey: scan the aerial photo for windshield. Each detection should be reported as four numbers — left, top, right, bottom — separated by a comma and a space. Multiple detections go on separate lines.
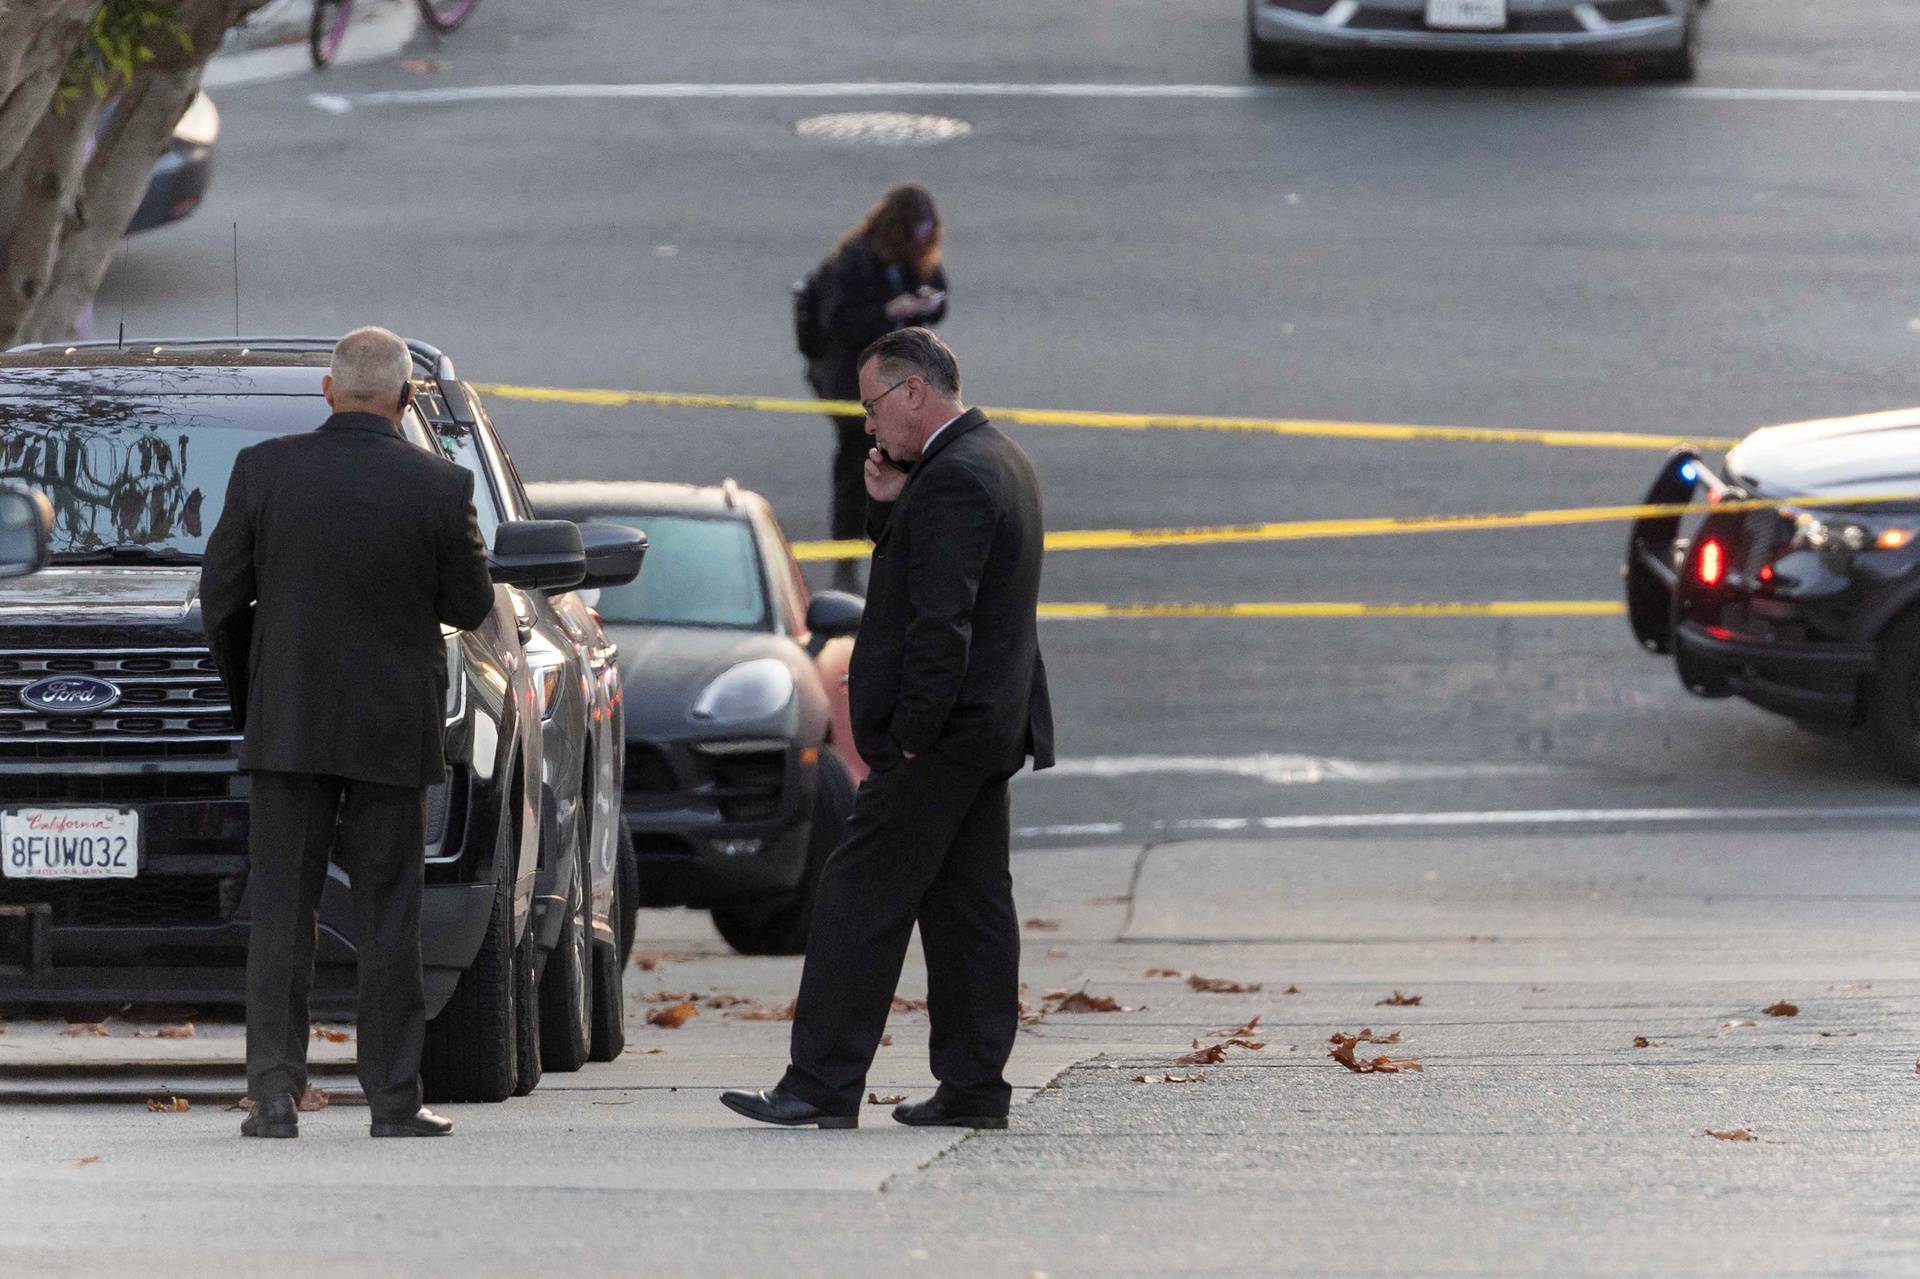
579, 513, 768, 629
0, 394, 430, 561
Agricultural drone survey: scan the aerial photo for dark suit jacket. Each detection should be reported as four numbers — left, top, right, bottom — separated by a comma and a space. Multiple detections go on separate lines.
805, 237, 949, 399
848, 408, 1055, 776
198, 411, 496, 788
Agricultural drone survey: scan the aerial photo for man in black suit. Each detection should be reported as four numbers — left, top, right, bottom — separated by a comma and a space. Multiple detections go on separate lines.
722, 327, 1053, 1130
200, 326, 495, 1139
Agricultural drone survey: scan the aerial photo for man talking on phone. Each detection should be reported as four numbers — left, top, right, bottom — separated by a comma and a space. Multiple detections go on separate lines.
200, 326, 495, 1140
722, 326, 1054, 1130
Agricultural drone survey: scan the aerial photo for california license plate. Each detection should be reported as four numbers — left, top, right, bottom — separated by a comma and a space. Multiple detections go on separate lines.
1425, 0, 1507, 29
2, 808, 140, 879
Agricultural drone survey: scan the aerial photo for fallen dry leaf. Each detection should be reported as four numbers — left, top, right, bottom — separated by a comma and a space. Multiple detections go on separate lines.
1046, 948, 1068, 959
155, 1024, 195, 1040
891, 997, 929, 1014
1145, 968, 1182, 978
1017, 1001, 1046, 1026
702, 994, 753, 1009
727, 1000, 797, 1022
1819, 1031, 1858, 1038
1175, 1043, 1228, 1066
297, 1085, 329, 1113
1223, 1038, 1266, 1051
1762, 1001, 1799, 1018
1376, 991, 1423, 1007
1284, 984, 1301, 995
63, 1023, 108, 1038
1329, 1032, 1422, 1074
145, 1096, 190, 1113
635, 952, 668, 972
867, 1092, 907, 1106
73, 1156, 99, 1168
1212, 1015, 1262, 1037
1327, 1029, 1399, 1045
645, 991, 695, 1004
1022, 918, 1060, 931
1043, 987, 1131, 1014
1133, 1072, 1205, 1084
640, 1048, 664, 1055
1705, 1127, 1756, 1142
1633, 1036, 1667, 1048
397, 57, 449, 74
1187, 974, 1262, 994
311, 1025, 350, 1043
880, 1034, 893, 1047
646, 1001, 699, 1029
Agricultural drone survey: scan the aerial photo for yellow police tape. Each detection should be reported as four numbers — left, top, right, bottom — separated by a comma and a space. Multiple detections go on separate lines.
1036, 600, 1624, 620
787, 491, 1920, 562
470, 382, 1740, 452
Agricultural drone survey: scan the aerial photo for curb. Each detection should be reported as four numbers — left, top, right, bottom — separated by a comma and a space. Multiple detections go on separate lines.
204, 0, 420, 91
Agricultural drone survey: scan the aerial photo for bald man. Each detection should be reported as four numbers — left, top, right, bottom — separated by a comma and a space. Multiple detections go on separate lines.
201, 326, 494, 1139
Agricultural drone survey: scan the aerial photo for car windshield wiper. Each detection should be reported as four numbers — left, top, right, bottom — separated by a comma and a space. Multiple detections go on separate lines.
52, 545, 202, 566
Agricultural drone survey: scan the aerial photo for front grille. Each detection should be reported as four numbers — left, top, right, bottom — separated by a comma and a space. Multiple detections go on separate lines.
1347, 6, 1584, 33
1270, 0, 1333, 13
0, 648, 237, 759
0, 772, 231, 803
0, 872, 241, 928
698, 746, 787, 823
623, 744, 679, 797
1735, 508, 1790, 579
1594, 0, 1666, 20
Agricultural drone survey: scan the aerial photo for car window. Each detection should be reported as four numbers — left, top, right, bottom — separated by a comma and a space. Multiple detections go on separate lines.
750, 502, 810, 635
577, 513, 770, 630
471, 398, 533, 522
423, 414, 503, 546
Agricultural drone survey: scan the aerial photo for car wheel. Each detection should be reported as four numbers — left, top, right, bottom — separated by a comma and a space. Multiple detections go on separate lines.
1247, 16, 1312, 76
421, 850, 519, 1103
615, 820, 640, 965
511, 924, 542, 1096
537, 821, 594, 1072
1865, 609, 1920, 781
588, 921, 627, 1063
710, 750, 855, 956
1639, 12, 1697, 82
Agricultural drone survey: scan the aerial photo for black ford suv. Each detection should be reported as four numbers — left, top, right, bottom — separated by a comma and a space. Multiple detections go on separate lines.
0, 339, 638, 1102
1625, 410, 1920, 777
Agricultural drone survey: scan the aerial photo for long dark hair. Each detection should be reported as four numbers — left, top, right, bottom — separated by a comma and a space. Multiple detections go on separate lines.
840, 184, 942, 277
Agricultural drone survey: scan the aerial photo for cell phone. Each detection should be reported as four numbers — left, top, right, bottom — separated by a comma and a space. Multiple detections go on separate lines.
876, 447, 909, 472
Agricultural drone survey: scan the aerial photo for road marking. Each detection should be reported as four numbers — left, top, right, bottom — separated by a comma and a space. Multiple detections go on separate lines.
1035, 600, 1622, 620
788, 489, 1920, 562
473, 381, 1735, 453
1038, 754, 1556, 785
1013, 804, 1920, 840
310, 82, 1920, 114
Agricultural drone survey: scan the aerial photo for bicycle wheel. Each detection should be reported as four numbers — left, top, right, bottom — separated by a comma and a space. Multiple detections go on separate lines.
309, 0, 351, 67
417, 0, 481, 32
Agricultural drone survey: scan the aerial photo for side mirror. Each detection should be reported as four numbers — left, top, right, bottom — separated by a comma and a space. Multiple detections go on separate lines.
490, 519, 585, 591
0, 485, 53, 580
804, 589, 864, 655
566, 523, 647, 592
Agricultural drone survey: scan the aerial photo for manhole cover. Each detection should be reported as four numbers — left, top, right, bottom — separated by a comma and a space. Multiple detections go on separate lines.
794, 112, 972, 147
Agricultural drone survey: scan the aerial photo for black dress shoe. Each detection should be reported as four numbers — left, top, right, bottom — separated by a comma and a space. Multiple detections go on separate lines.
370, 1107, 454, 1138
892, 1094, 1008, 1129
719, 1086, 857, 1129
240, 1093, 298, 1139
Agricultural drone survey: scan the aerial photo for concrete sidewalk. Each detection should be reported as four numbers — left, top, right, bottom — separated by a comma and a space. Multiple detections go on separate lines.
3, 828, 1916, 1276
203, 0, 419, 90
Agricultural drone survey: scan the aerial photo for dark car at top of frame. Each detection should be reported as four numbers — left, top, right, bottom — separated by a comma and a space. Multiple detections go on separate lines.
1624, 407, 1920, 779
0, 338, 643, 1103
527, 479, 866, 956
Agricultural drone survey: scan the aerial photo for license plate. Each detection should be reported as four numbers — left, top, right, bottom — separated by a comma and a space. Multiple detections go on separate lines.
2, 808, 140, 880
1425, 0, 1507, 30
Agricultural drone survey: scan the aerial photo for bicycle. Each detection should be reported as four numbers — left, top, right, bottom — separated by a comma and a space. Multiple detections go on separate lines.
311, 0, 483, 69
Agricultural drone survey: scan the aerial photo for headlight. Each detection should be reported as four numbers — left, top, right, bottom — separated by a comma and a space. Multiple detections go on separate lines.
174, 93, 219, 147
690, 658, 793, 723
524, 632, 568, 721
1788, 510, 1917, 554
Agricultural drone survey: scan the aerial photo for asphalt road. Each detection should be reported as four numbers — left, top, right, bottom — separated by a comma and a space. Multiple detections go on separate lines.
98, 0, 1920, 842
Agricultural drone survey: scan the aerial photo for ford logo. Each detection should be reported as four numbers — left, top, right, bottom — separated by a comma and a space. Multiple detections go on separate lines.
19, 675, 122, 713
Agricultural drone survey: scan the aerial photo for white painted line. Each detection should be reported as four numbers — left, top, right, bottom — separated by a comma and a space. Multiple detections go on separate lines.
1013, 822, 1127, 839
1251, 804, 1920, 831
1035, 753, 1554, 786
307, 81, 1920, 113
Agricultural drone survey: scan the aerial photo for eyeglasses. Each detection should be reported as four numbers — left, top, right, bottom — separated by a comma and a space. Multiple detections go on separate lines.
861, 378, 911, 417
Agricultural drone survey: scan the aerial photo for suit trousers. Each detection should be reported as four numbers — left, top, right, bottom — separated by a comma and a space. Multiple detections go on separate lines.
780, 753, 1018, 1114
245, 770, 426, 1119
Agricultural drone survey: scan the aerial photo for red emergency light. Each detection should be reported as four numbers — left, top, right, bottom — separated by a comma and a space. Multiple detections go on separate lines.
1697, 538, 1725, 586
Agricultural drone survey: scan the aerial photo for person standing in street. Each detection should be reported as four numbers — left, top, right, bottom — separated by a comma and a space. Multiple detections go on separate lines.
722, 327, 1054, 1130
798, 184, 949, 591
200, 326, 495, 1140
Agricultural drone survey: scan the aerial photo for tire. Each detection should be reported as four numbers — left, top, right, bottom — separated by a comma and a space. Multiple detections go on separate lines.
1865, 609, 1920, 781
588, 932, 626, 1062
421, 854, 519, 1103
309, 0, 349, 68
537, 822, 593, 1072
710, 751, 855, 956
416, 0, 481, 33
511, 925, 542, 1096
615, 821, 640, 965
1639, 13, 1697, 82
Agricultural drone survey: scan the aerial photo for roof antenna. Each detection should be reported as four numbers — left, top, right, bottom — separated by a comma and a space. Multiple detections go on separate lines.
231, 222, 241, 336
